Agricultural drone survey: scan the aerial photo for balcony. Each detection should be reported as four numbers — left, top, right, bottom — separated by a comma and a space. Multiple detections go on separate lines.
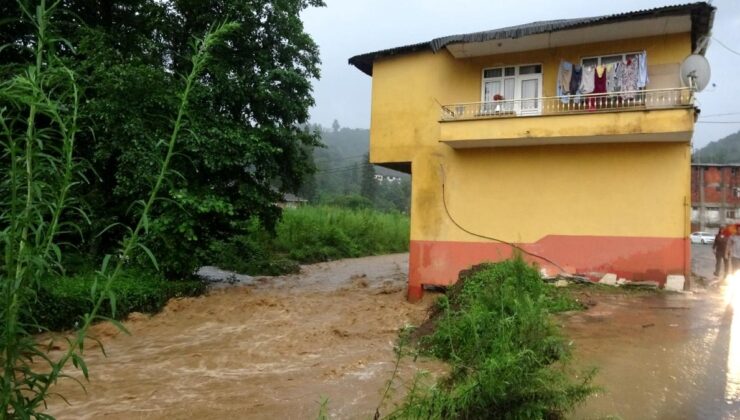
439, 87, 696, 148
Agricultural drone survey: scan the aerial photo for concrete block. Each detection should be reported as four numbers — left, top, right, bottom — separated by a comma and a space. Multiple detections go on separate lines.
554, 279, 569, 288
599, 273, 618, 286
664, 275, 685, 292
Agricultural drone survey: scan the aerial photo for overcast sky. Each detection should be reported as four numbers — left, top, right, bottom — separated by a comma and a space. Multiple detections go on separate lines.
301, 0, 740, 149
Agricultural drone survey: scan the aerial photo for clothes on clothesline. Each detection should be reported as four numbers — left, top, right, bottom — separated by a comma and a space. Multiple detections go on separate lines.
556, 51, 648, 102
557, 60, 573, 104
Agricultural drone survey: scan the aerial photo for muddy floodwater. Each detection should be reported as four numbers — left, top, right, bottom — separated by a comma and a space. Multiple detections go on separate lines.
569, 244, 740, 419
43, 245, 740, 419
44, 254, 443, 419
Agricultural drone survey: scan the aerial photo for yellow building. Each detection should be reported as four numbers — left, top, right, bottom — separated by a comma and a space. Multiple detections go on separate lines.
349, 3, 716, 301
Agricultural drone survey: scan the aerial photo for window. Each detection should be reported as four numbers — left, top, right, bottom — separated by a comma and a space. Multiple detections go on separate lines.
581, 52, 640, 67
481, 64, 543, 116
727, 210, 736, 219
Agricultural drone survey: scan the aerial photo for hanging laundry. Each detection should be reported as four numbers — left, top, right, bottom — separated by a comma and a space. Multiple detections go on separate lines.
579, 65, 595, 94
606, 62, 620, 93
590, 65, 607, 109
569, 65, 582, 95
637, 51, 649, 89
621, 57, 638, 99
557, 60, 573, 104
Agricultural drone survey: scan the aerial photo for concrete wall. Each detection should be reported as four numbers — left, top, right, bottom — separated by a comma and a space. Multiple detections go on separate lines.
367, 33, 694, 300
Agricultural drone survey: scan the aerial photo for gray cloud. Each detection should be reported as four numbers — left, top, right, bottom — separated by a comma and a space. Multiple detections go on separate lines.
302, 0, 740, 148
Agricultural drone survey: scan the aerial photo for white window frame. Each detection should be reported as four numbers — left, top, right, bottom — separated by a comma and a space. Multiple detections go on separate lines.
580, 51, 641, 67
481, 63, 543, 116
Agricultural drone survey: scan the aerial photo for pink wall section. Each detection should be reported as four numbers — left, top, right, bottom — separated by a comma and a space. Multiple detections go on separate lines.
408, 236, 688, 301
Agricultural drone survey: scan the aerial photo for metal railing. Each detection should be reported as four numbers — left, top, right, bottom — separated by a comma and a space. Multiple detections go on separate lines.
440, 87, 694, 121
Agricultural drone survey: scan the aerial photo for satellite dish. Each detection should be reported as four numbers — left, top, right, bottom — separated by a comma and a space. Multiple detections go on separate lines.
680, 54, 711, 92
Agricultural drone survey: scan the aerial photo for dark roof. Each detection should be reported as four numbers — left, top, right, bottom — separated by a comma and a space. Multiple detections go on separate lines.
349, 2, 716, 76
692, 163, 740, 168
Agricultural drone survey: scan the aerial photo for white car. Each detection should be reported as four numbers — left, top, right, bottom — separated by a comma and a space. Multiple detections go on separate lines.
690, 232, 715, 244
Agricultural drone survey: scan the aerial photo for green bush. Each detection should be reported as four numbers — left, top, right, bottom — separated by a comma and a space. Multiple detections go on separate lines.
208, 206, 410, 275
393, 258, 596, 419
275, 206, 409, 264
28, 271, 206, 331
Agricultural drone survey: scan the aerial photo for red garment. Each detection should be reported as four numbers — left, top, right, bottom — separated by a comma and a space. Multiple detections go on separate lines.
589, 67, 607, 110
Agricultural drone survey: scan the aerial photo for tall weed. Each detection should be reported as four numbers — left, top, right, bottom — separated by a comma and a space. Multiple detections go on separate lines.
0, 1, 236, 416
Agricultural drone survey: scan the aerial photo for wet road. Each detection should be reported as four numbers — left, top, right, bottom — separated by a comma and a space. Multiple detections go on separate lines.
570, 244, 740, 419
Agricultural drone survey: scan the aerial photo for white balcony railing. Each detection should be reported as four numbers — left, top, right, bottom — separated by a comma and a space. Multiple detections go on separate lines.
440, 87, 694, 121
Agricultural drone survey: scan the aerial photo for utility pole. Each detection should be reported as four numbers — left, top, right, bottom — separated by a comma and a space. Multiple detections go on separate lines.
699, 165, 706, 231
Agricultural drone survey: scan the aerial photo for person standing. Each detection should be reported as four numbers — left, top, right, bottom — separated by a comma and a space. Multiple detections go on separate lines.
713, 226, 730, 278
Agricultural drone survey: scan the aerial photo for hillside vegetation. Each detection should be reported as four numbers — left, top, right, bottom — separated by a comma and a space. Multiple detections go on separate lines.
693, 130, 740, 163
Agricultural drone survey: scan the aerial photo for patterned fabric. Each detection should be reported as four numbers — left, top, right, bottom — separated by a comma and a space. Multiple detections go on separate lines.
621, 58, 638, 99
606, 63, 620, 93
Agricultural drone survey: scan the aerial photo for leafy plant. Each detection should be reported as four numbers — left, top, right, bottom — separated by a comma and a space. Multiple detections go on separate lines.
0, 1, 236, 415
388, 259, 596, 419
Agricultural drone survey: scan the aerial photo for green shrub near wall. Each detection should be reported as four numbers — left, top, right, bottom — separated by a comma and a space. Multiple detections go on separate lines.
29, 271, 205, 331
392, 258, 595, 419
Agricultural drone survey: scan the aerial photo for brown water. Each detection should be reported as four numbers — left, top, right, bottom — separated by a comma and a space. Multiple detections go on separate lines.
43, 246, 740, 419
567, 245, 740, 419
43, 254, 444, 419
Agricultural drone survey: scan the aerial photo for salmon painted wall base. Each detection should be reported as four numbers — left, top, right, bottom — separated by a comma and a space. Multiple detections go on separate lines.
407, 236, 689, 301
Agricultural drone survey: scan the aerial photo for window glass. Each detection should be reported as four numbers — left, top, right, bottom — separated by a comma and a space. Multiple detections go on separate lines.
504, 67, 516, 76
519, 64, 542, 75
601, 55, 622, 65
582, 58, 598, 68
484, 68, 501, 78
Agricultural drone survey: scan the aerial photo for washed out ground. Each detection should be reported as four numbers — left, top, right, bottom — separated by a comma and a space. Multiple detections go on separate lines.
44, 254, 444, 419
44, 245, 740, 419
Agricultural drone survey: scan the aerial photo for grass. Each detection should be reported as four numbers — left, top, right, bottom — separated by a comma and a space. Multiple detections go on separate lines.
275, 205, 409, 263
388, 258, 597, 419
212, 205, 410, 275
27, 270, 206, 331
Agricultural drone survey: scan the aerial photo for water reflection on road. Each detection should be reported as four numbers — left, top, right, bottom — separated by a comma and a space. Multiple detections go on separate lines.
569, 245, 740, 419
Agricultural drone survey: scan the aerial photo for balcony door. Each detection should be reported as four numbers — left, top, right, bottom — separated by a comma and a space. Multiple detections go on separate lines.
482, 64, 542, 116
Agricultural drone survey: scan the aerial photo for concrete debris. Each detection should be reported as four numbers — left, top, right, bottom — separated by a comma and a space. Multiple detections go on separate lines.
617, 278, 628, 286
554, 279, 570, 288
599, 273, 618, 286
664, 275, 686, 292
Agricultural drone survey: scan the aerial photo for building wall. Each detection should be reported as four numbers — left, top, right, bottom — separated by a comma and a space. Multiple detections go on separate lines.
368, 33, 694, 299
691, 165, 740, 229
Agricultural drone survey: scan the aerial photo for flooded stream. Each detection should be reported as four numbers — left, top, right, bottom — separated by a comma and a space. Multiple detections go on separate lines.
44, 254, 443, 419
43, 245, 740, 419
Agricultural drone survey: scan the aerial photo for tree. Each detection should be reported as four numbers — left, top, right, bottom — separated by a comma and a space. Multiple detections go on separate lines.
332, 119, 340, 133
0, 0, 326, 276
360, 153, 378, 201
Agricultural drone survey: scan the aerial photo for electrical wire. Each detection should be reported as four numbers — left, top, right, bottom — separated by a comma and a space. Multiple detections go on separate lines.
713, 37, 740, 57
699, 113, 740, 118
439, 164, 568, 274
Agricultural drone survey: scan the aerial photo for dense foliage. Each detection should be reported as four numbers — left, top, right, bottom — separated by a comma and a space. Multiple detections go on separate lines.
305, 124, 411, 214
391, 259, 595, 419
693, 129, 740, 163
0, 0, 325, 277
211, 205, 410, 275
31, 272, 206, 331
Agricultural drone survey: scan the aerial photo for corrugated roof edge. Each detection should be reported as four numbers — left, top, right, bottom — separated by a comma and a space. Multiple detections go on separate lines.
348, 2, 715, 76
